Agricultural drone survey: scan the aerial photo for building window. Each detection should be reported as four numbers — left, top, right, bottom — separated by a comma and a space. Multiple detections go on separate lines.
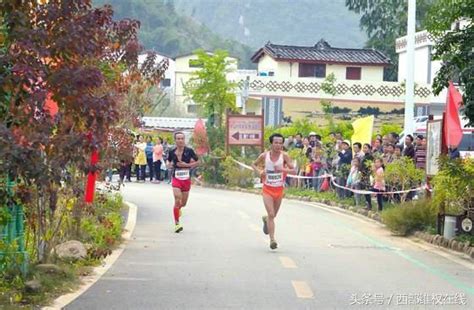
346, 67, 361, 80
298, 63, 326, 78
258, 70, 274, 76
161, 78, 171, 87
189, 59, 203, 68
187, 104, 198, 113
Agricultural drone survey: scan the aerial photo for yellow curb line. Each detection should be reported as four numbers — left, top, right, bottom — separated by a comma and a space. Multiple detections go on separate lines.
279, 256, 297, 269
43, 201, 138, 310
291, 281, 314, 299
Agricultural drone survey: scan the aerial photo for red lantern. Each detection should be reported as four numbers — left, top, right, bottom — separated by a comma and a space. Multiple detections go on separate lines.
193, 119, 209, 155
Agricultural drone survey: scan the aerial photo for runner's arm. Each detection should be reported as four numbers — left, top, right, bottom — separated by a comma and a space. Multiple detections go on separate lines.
176, 149, 199, 168
251, 153, 266, 178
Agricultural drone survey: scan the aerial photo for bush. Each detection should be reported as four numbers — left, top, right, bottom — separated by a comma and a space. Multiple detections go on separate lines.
381, 199, 437, 236
432, 157, 474, 215
80, 193, 124, 259
379, 123, 403, 138
384, 157, 424, 202
200, 148, 226, 184
221, 157, 254, 188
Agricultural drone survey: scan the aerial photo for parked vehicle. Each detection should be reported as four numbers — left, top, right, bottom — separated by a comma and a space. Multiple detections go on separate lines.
399, 116, 473, 158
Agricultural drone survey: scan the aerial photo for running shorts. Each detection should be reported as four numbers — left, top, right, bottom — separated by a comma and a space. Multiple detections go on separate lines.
262, 185, 284, 200
172, 177, 191, 192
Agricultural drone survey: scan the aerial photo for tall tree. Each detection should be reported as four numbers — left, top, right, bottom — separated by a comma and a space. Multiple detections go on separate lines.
184, 49, 237, 128
426, 0, 474, 127
346, 0, 434, 81
0, 0, 165, 261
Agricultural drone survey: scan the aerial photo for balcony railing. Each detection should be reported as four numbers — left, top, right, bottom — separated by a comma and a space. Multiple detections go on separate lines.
234, 76, 433, 104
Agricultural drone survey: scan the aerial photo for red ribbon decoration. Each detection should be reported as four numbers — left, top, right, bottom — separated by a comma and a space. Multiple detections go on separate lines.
84, 133, 99, 203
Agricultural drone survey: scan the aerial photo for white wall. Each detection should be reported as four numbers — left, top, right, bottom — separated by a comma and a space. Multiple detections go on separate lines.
257, 54, 278, 75
361, 66, 384, 81
398, 45, 432, 84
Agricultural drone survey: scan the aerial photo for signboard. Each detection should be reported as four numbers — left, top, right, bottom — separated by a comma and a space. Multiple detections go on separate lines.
226, 114, 264, 150
426, 119, 442, 176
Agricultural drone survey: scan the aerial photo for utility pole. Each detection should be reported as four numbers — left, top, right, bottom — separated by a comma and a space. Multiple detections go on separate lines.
241, 76, 250, 157
404, 0, 416, 136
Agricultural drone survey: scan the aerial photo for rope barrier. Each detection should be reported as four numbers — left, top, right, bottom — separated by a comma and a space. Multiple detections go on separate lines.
229, 157, 426, 195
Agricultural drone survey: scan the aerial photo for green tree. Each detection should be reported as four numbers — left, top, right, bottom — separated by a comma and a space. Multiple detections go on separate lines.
426, 0, 474, 126
184, 49, 237, 128
346, 0, 434, 81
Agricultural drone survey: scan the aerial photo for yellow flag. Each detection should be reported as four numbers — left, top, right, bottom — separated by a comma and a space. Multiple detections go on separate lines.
351, 115, 374, 147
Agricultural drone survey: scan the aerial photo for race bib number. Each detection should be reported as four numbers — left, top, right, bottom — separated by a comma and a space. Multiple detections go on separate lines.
265, 172, 284, 187
175, 169, 190, 180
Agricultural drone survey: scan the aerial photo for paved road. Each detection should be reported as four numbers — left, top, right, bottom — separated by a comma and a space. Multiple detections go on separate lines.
67, 183, 474, 309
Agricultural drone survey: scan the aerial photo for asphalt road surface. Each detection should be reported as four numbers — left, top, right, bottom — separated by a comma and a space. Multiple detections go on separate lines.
67, 182, 474, 309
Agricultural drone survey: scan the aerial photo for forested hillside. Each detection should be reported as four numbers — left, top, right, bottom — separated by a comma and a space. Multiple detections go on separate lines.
93, 0, 255, 68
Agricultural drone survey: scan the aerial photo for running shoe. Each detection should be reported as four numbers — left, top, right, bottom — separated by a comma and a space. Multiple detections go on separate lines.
174, 224, 183, 233
262, 215, 268, 235
270, 240, 278, 250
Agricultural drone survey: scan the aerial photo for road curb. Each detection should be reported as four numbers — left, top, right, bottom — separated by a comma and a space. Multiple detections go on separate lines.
200, 183, 474, 262
43, 201, 138, 310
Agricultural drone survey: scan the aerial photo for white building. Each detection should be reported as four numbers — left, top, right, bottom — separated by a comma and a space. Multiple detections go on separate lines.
396, 19, 470, 116
251, 39, 390, 82
173, 52, 241, 116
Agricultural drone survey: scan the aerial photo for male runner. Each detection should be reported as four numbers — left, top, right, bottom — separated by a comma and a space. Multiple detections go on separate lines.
167, 132, 199, 233
252, 133, 295, 249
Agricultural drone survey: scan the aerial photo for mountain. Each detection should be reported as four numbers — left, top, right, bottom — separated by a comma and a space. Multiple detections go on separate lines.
93, 0, 255, 68
173, 0, 367, 49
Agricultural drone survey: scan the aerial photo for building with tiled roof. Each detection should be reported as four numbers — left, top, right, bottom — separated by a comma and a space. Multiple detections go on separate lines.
251, 39, 391, 82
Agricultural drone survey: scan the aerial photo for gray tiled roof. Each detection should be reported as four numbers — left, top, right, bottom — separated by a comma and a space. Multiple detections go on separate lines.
251, 39, 390, 65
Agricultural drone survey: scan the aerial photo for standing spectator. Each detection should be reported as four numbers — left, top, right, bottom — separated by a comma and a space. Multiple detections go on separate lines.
415, 135, 427, 170
353, 142, 364, 160
153, 137, 164, 182
315, 134, 322, 146
309, 132, 317, 147
382, 135, 390, 147
335, 132, 343, 141
311, 145, 325, 191
360, 143, 374, 206
403, 134, 415, 159
388, 132, 400, 146
393, 145, 402, 160
449, 145, 461, 159
294, 133, 304, 149
134, 135, 147, 182
337, 140, 353, 198
302, 137, 312, 158
347, 158, 362, 206
145, 136, 154, 181
284, 135, 295, 150
373, 138, 383, 155
383, 144, 395, 165
162, 137, 171, 183
302, 137, 312, 188
339, 140, 353, 165
365, 158, 385, 211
